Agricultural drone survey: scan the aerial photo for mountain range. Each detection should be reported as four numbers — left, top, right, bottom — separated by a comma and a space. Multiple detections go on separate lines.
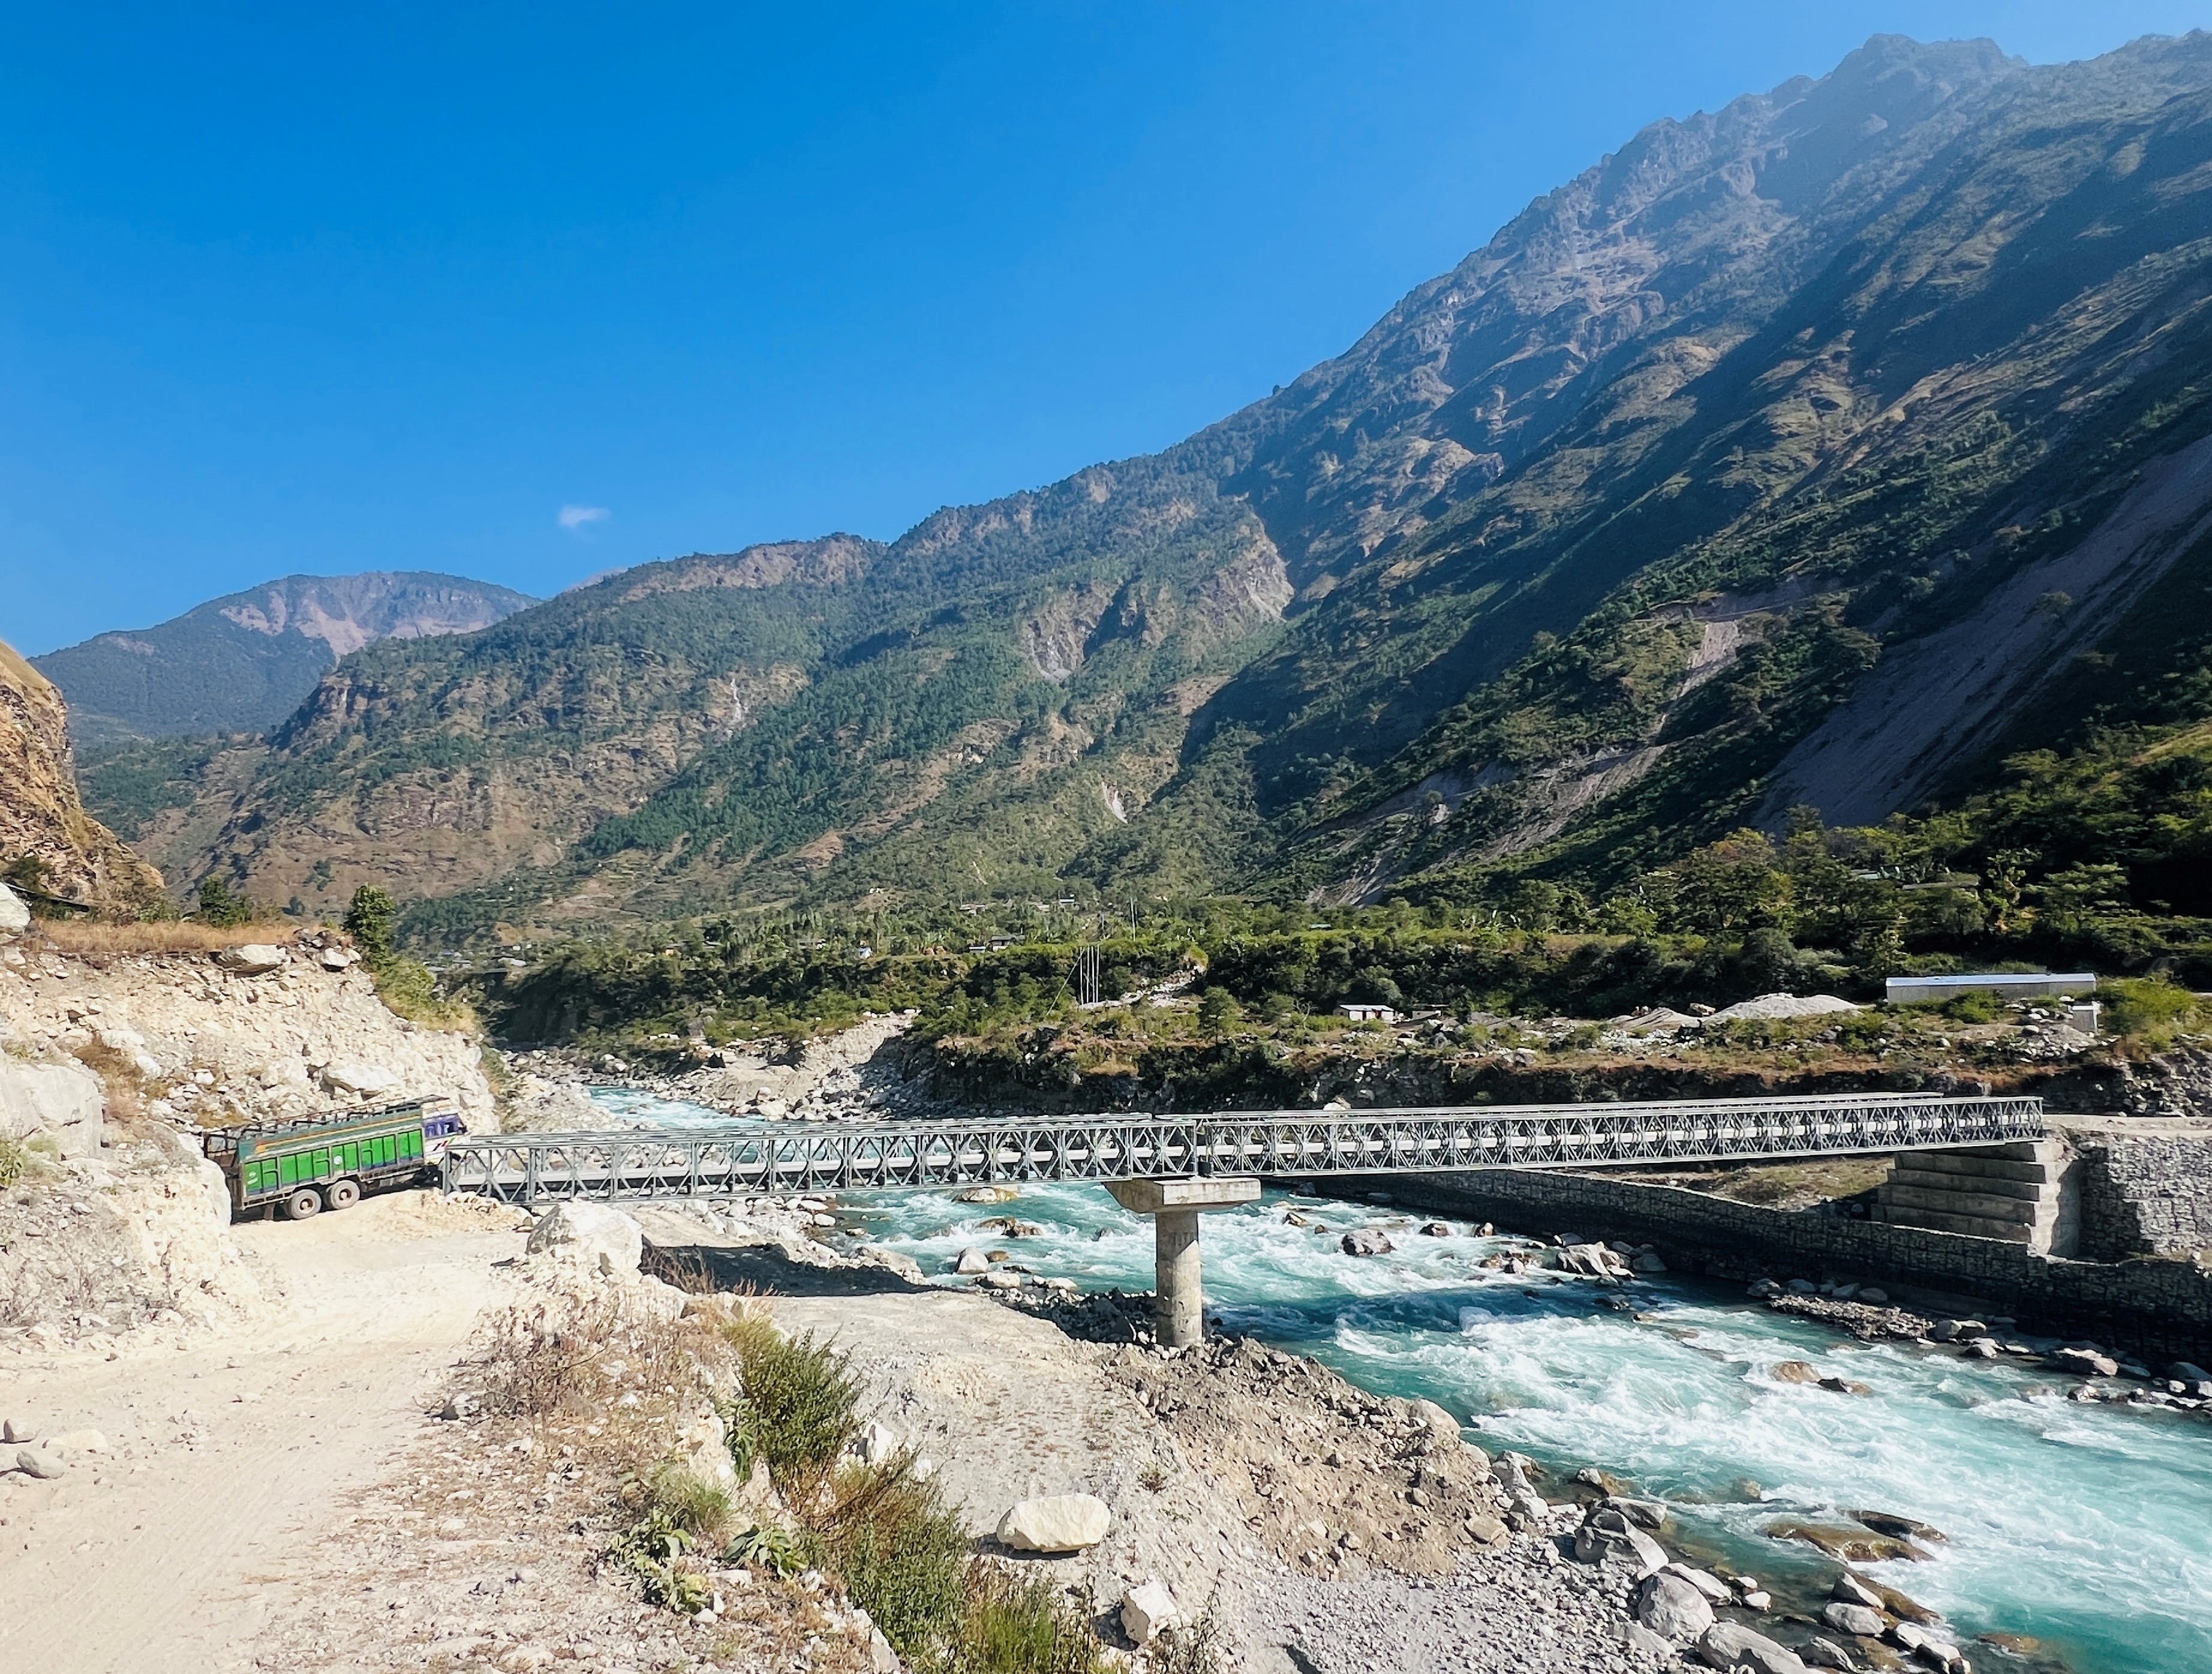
65, 32, 2212, 940
35, 571, 536, 743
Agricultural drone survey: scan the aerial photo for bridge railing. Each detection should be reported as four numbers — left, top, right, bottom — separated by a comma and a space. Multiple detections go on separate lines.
443, 1093, 2044, 1205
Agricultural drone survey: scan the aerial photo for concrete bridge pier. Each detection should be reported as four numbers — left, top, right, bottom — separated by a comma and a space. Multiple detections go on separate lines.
1106, 1176, 1261, 1347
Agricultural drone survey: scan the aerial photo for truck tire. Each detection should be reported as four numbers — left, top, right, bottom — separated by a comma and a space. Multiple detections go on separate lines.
325, 1178, 362, 1211
282, 1187, 324, 1221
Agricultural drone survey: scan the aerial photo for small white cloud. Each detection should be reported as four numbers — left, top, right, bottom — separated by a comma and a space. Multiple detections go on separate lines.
558, 504, 611, 531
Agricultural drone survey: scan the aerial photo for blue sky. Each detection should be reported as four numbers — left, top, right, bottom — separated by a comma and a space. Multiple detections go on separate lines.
5, 2, 2208, 654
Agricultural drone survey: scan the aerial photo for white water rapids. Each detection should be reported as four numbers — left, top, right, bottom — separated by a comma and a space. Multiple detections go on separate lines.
584, 1091, 2212, 1672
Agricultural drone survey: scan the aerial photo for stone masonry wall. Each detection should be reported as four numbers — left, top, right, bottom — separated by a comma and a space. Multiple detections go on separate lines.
1322, 1167, 2212, 1365
2074, 1135, 2212, 1262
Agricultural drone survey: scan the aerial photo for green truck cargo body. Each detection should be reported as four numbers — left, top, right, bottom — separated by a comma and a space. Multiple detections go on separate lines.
202, 1101, 466, 1219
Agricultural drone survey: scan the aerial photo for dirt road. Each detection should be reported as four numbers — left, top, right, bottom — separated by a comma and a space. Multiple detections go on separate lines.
0, 1192, 527, 1673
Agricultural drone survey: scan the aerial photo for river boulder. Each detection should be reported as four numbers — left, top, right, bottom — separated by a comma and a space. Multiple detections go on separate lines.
1697, 1622, 1808, 1674
1821, 1601, 1887, 1638
1575, 1506, 1666, 1577
1341, 1228, 1394, 1257
1635, 1571, 1715, 1642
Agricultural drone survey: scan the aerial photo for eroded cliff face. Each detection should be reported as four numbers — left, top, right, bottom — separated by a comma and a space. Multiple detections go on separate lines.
0, 639, 162, 910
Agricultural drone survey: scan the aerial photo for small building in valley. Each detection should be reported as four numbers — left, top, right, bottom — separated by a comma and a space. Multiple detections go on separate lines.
1886, 972, 2097, 1004
1338, 1003, 1398, 1024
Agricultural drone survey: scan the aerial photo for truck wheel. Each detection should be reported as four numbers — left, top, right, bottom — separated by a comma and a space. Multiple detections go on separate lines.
282, 1187, 324, 1221
326, 1179, 362, 1211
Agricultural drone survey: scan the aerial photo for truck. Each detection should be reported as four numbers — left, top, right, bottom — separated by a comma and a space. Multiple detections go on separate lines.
200, 1098, 468, 1221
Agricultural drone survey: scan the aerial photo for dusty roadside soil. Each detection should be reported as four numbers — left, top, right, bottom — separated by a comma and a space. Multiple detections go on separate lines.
0, 1192, 530, 1673
5, 1177, 1669, 1674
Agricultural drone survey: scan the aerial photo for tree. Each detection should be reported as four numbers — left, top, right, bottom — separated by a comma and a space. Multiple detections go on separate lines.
344, 885, 399, 963
1197, 987, 1244, 1033
196, 873, 254, 928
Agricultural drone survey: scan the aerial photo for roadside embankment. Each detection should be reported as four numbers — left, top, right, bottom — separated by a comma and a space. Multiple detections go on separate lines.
0, 928, 495, 1134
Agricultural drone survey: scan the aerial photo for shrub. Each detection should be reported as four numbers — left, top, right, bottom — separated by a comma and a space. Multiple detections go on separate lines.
927, 1559, 1107, 1674
1146, 1609, 1225, 1674
1941, 989, 2000, 1024
731, 1326, 859, 1499
344, 885, 399, 961
195, 873, 259, 928
0, 1135, 27, 1189
607, 1510, 714, 1613
2101, 978, 2204, 1050
473, 1292, 621, 1418
626, 1460, 734, 1550
722, 1520, 805, 1576
813, 1456, 970, 1657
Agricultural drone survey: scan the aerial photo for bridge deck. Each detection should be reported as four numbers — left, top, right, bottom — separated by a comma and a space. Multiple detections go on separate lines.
442, 1092, 2045, 1205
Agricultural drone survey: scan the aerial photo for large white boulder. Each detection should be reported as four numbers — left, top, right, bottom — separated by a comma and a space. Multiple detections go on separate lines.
0, 1057, 106, 1159
996, 1493, 1111, 1553
526, 1202, 643, 1277
1119, 1580, 1180, 1645
0, 883, 29, 936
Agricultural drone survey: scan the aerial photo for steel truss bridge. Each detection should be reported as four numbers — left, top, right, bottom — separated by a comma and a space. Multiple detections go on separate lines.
442, 1092, 2043, 1206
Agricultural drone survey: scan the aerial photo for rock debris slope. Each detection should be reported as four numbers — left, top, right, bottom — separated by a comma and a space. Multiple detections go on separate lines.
0, 637, 162, 910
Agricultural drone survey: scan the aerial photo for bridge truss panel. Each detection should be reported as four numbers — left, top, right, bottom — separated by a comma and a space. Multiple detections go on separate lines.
442, 1094, 2045, 1206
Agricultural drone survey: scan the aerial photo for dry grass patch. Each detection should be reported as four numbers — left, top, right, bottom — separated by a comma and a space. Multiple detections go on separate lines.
35, 920, 300, 954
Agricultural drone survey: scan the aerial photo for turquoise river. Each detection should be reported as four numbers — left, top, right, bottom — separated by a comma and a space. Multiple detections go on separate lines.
587, 1089, 2212, 1673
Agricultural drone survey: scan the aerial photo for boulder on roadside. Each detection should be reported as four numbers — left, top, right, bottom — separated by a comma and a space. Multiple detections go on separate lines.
996, 1493, 1110, 1553
213, 943, 287, 975
1636, 1571, 1716, 1642
0, 882, 29, 936
13, 1446, 66, 1480
1119, 1580, 1179, 1645
525, 1202, 644, 1277
44, 1428, 107, 1456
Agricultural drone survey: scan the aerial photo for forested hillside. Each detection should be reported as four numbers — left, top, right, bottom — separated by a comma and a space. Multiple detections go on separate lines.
79, 32, 2212, 958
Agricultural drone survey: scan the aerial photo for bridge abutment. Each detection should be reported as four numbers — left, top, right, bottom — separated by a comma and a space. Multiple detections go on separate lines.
1875, 1139, 2079, 1255
1106, 1176, 1261, 1347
